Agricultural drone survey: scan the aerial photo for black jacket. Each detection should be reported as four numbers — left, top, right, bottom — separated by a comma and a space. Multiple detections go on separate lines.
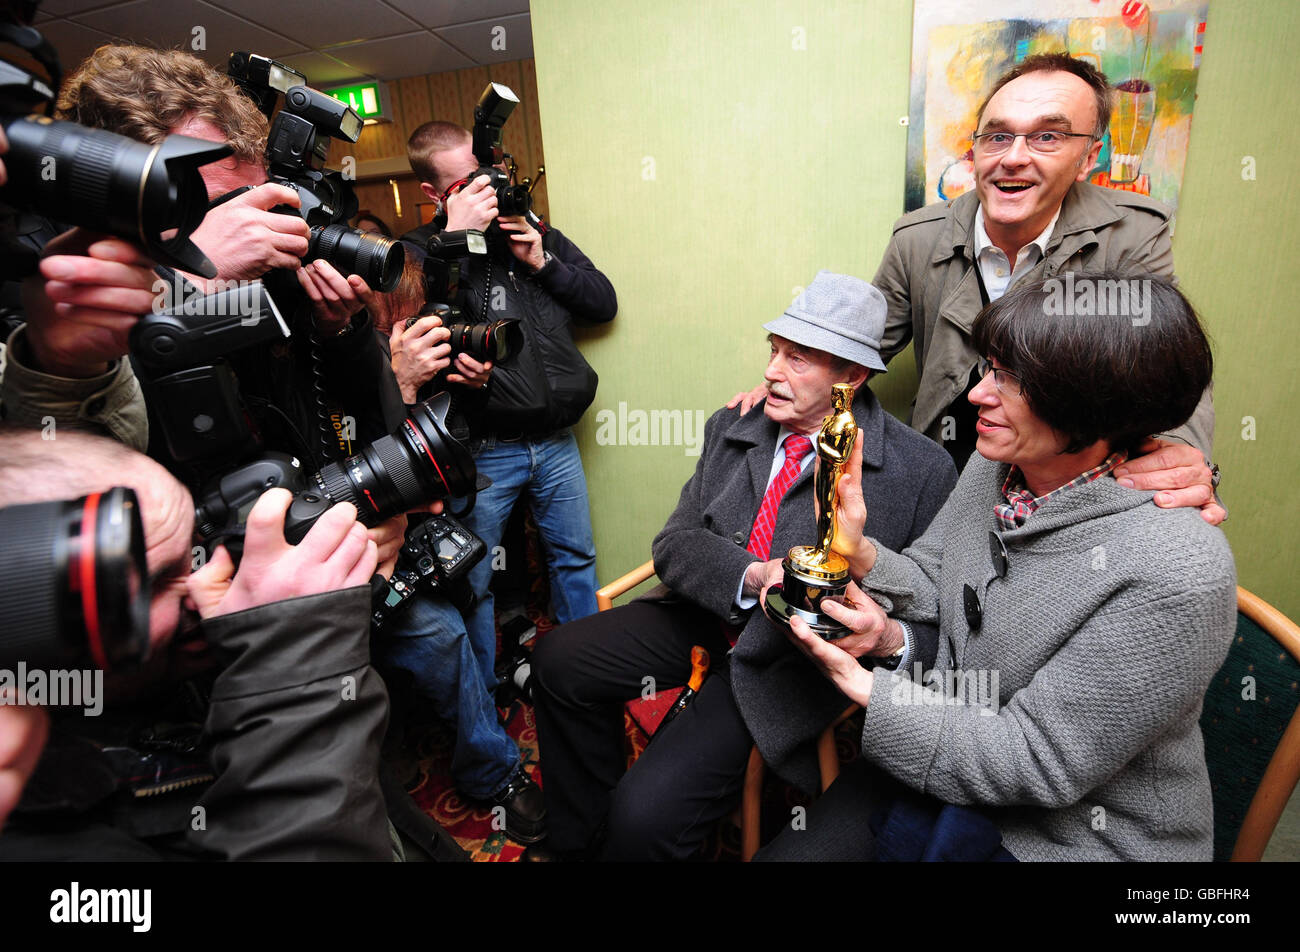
401, 222, 616, 437
0, 587, 392, 861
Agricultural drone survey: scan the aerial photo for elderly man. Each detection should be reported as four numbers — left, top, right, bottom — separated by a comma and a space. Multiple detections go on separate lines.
530, 272, 957, 860
735, 53, 1222, 522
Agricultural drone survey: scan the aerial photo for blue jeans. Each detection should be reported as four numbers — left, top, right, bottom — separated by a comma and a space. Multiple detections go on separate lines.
461, 430, 599, 690
377, 592, 519, 799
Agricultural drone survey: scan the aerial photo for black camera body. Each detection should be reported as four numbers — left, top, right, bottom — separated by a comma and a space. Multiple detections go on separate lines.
192, 391, 478, 555
371, 513, 485, 632
228, 52, 403, 292
409, 228, 523, 365
130, 278, 290, 465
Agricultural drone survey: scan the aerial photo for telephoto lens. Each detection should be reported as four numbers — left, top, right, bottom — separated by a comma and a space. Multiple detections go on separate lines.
0, 117, 231, 277
307, 223, 405, 292
284, 391, 478, 542
446, 319, 524, 364
0, 487, 151, 672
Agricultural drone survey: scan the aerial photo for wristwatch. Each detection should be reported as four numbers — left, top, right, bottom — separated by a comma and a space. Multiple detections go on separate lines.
874, 620, 910, 671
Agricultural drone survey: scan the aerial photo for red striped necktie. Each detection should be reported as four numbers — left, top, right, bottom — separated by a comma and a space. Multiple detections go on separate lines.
746, 433, 812, 561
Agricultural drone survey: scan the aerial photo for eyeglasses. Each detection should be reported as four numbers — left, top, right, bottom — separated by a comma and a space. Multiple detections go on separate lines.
976, 358, 1024, 396
972, 129, 1097, 155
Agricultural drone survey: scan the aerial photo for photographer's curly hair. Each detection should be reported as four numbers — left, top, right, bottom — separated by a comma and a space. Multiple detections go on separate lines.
55, 45, 269, 168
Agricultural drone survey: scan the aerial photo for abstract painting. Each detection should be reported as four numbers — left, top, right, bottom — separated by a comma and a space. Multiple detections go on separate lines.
905, 0, 1209, 214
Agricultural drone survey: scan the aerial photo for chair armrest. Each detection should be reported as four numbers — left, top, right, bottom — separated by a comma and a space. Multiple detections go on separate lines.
596, 559, 657, 612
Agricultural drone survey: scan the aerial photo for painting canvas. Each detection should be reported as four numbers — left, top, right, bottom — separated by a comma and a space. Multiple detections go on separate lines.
905, 0, 1208, 215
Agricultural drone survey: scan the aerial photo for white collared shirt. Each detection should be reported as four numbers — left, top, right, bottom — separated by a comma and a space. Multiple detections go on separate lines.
973, 205, 1061, 301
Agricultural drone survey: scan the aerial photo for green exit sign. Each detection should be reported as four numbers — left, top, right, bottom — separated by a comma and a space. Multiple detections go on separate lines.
326, 81, 392, 123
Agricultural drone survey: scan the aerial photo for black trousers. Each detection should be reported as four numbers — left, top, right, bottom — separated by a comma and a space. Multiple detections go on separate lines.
753, 758, 888, 861
531, 600, 751, 859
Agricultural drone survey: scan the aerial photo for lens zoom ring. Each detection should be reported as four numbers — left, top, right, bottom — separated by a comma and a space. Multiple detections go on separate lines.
66, 135, 119, 215
317, 463, 357, 506
0, 504, 66, 664
374, 432, 424, 503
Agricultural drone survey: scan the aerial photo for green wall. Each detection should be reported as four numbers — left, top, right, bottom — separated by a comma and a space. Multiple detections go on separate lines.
531, 0, 1300, 618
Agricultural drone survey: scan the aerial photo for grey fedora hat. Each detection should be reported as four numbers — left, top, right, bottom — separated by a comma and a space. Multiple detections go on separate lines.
763, 270, 888, 372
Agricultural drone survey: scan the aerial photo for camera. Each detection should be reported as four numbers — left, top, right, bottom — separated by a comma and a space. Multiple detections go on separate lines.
370, 512, 486, 632
192, 391, 479, 551
407, 228, 524, 365
0, 19, 227, 276
467, 82, 533, 218
130, 278, 290, 465
444, 320, 525, 365
0, 487, 151, 672
228, 51, 404, 292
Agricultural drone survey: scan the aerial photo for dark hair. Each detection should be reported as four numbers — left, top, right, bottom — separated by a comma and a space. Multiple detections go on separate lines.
976, 52, 1112, 139
354, 212, 393, 238
972, 273, 1212, 455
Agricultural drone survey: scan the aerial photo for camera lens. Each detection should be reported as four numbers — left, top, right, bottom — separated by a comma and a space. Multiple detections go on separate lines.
306, 392, 476, 532
0, 488, 150, 671
0, 117, 231, 278
447, 320, 523, 364
308, 224, 405, 292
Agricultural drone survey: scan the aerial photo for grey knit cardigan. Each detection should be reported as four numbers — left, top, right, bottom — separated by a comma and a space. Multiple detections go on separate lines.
861, 453, 1237, 861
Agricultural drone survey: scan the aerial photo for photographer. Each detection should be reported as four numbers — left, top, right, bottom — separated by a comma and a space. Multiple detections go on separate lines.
0, 124, 157, 450
54, 45, 397, 481
372, 119, 614, 840
0, 429, 391, 860
402, 117, 616, 684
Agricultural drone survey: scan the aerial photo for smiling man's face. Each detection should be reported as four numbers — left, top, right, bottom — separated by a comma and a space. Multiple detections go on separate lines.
973, 70, 1104, 251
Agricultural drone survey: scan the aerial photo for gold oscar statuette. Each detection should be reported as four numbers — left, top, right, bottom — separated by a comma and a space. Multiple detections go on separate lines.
762, 382, 857, 639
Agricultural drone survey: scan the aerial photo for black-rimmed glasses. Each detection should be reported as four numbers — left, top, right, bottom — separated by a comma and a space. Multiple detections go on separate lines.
972, 129, 1097, 155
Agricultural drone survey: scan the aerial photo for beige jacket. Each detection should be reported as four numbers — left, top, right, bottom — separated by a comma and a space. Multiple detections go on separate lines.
872, 183, 1213, 455
0, 325, 148, 451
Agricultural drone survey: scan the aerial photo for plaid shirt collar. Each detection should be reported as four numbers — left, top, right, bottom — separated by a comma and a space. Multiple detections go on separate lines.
995, 451, 1129, 531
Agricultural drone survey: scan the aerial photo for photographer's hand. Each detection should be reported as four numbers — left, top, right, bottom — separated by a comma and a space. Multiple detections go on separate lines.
443, 174, 497, 232
298, 260, 369, 336
369, 513, 407, 581
21, 229, 159, 378
389, 314, 452, 402
188, 183, 310, 283
446, 352, 492, 389
498, 215, 545, 272
186, 489, 377, 619
0, 697, 48, 834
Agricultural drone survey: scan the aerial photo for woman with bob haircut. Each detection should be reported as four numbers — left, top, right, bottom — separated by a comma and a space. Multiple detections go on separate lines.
758, 272, 1236, 861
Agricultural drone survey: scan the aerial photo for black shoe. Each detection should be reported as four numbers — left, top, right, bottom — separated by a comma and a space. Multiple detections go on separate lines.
491, 768, 547, 845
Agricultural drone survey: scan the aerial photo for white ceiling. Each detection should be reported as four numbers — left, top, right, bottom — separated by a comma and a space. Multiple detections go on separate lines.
34, 0, 534, 87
